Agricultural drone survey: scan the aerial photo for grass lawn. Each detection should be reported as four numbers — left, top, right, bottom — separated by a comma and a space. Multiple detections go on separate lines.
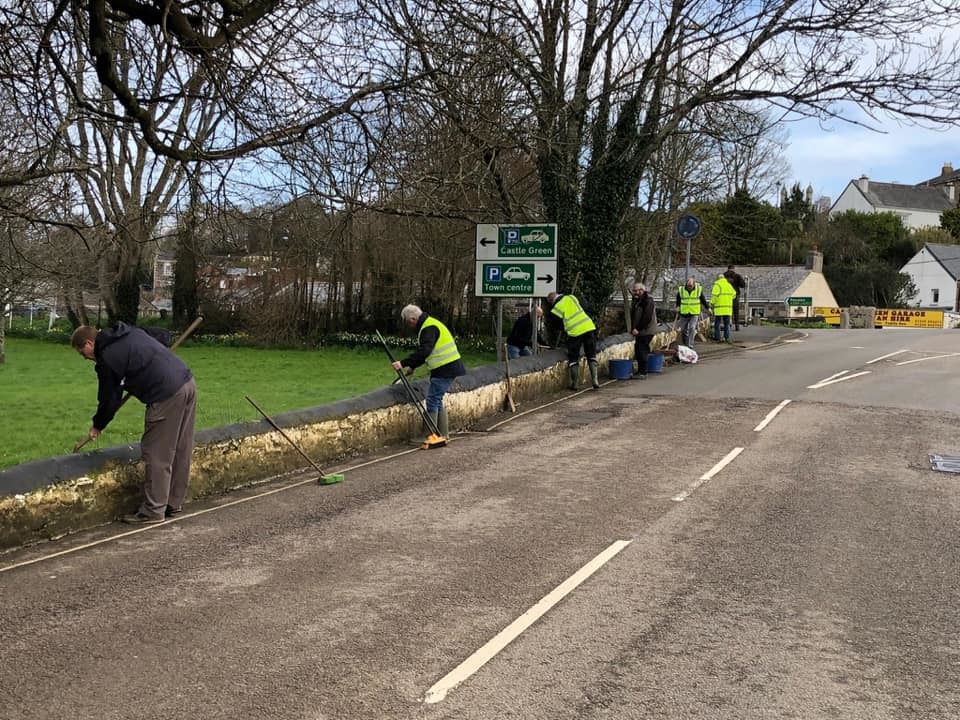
0, 338, 495, 471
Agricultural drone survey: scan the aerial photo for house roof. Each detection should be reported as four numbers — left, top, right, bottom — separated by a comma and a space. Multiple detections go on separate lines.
649, 265, 812, 302
918, 169, 960, 187
925, 243, 960, 281
856, 181, 954, 213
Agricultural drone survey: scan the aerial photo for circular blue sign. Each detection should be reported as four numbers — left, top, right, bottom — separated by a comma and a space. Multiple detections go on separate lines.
676, 214, 701, 240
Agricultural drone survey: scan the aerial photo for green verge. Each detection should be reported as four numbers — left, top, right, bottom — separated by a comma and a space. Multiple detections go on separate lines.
0, 338, 495, 471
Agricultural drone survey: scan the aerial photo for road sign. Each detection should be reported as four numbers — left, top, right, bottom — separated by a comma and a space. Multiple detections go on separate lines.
475, 223, 559, 297
676, 214, 701, 240
475, 261, 558, 297
476, 224, 558, 260
785, 296, 813, 307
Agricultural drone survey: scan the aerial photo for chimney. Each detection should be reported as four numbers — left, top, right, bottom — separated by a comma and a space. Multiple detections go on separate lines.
857, 175, 869, 193
806, 248, 823, 273
942, 162, 954, 177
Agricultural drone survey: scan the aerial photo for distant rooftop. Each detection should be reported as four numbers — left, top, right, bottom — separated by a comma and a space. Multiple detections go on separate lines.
925, 243, 960, 281
647, 265, 813, 302
854, 180, 954, 213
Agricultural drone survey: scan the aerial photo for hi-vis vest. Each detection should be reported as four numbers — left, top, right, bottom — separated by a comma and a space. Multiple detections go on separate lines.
551, 295, 596, 337
421, 317, 461, 369
710, 277, 736, 316
678, 285, 702, 315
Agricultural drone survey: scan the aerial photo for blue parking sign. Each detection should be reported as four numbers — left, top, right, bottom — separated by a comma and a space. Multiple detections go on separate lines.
503, 228, 520, 245
486, 265, 501, 281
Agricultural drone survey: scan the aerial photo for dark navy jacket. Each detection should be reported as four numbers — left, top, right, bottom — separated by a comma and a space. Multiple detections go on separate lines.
91, 322, 193, 430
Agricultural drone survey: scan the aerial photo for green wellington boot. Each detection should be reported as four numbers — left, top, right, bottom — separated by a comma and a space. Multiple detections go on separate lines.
568, 365, 579, 390
437, 408, 450, 438
589, 360, 600, 389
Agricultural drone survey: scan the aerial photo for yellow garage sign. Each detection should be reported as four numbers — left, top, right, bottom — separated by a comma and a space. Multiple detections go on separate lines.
813, 307, 944, 328
814, 307, 841, 325
874, 309, 944, 328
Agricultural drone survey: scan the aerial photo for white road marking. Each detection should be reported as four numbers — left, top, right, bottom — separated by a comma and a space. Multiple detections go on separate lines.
895, 352, 960, 366
814, 369, 848, 384
672, 447, 745, 502
782, 339, 804, 343
806, 370, 871, 389
850, 346, 865, 349
866, 349, 909, 364
753, 400, 792, 432
422, 539, 633, 704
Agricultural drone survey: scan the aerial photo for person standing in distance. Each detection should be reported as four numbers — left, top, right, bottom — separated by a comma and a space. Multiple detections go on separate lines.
675, 277, 709, 349
630, 282, 657, 378
711, 272, 737, 342
546, 291, 600, 390
724, 265, 747, 330
392, 304, 466, 441
71, 323, 197, 523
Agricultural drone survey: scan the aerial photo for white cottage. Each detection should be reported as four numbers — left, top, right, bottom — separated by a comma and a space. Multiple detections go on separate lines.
830, 176, 955, 229
900, 243, 960, 310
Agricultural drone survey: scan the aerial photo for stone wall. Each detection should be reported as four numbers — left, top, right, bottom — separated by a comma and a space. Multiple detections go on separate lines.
0, 330, 680, 551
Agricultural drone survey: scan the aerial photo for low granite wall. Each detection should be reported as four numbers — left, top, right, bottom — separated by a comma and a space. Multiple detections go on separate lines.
0, 330, 676, 551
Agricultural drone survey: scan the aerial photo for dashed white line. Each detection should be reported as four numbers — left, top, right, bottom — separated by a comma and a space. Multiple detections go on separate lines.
895, 352, 960, 366
866, 349, 909, 364
806, 371, 871, 389
672, 447, 744, 502
753, 400, 792, 432
422, 539, 632, 704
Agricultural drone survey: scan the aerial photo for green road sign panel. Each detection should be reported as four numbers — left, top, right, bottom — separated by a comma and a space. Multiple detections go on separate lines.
476, 224, 558, 260
475, 261, 558, 297
785, 296, 813, 306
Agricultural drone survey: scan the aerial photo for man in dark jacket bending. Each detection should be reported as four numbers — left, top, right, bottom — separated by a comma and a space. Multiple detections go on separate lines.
72, 322, 197, 524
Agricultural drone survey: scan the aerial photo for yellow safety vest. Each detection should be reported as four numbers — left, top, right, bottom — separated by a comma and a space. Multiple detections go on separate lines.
421, 317, 461, 369
678, 285, 702, 315
551, 295, 596, 337
710, 277, 736, 316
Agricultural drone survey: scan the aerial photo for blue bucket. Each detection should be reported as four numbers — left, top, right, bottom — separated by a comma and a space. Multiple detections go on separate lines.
646, 353, 664, 373
609, 358, 634, 380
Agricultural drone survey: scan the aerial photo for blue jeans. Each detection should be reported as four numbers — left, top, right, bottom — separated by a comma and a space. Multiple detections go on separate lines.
714, 315, 731, 341
506, 344, 532, 360
426, 376, 454, 413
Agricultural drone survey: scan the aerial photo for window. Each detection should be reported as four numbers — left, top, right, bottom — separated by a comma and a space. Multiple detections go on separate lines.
932, 288, 940, 304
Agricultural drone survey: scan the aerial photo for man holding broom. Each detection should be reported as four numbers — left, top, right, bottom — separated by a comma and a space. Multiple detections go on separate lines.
72, 323, 197, 523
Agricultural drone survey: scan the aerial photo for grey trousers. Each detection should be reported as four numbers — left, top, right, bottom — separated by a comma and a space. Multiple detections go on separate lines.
678, 314, 700, 348
140, 378, 197, 518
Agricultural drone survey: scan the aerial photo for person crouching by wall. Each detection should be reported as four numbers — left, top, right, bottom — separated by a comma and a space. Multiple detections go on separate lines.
506, 306, 544, 360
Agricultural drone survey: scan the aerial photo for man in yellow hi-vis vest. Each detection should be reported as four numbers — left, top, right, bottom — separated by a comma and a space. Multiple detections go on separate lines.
546, 291, 600, 390
710, 273, 737, 342
392, 304, 466, 440
675, 277, 709, 349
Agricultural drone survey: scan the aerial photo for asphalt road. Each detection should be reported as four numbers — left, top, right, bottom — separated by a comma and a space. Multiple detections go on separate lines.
2, 327, 959, 719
